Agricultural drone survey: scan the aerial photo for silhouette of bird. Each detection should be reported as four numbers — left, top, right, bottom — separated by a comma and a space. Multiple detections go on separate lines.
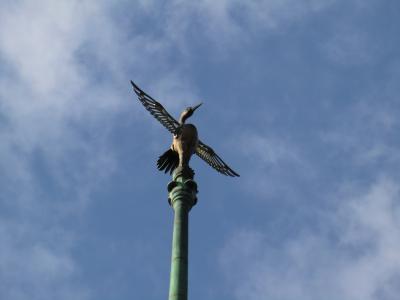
130, 81, 239, 177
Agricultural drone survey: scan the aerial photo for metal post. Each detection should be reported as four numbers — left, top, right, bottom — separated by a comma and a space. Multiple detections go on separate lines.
167, 167, 198, 300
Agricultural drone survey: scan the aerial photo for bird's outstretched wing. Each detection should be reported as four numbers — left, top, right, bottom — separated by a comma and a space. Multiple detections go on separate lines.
131, 81, 180, 134
196, 140, 240, 177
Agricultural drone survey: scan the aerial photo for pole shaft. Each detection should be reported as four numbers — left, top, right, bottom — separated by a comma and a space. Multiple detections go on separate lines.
169, 201, 189, 300
167, 167, 197, 300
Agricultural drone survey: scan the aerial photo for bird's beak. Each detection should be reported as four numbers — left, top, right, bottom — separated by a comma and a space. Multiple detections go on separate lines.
192, 103, 202, 112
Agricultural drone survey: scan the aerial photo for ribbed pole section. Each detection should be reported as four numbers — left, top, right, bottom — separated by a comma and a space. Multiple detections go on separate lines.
167, 167, 198, 300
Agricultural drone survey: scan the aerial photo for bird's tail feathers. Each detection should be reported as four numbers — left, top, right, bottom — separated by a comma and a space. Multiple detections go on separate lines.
157, 149, 179, 174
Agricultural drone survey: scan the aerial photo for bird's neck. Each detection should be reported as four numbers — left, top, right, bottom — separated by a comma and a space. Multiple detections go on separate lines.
179, 114, 188, 124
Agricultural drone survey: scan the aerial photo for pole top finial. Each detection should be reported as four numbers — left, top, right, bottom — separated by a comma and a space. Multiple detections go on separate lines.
167, 166, 198, 209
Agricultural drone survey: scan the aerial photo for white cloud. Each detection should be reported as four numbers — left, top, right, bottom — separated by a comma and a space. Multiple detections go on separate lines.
321, 29, 376, 65
320, 64, 400, 169
0, 219, 90, 300
234, 132, 315, 200
220, 177, 400, 300
0, 0, 121, 215
238, 133, 300, 165
0, 0, 392, 298
156, 0, 339, 53
0, 0, 207, 297
319, 1, 385, 66
0, 1, 164, 297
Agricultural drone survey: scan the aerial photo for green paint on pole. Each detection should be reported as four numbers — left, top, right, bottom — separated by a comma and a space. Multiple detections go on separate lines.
167, 167, 198, 300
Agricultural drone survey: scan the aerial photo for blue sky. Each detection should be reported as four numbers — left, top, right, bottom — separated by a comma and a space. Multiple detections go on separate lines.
1, 1, 400, 299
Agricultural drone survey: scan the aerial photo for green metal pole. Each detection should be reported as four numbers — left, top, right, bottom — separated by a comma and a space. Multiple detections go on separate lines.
167, 167, 198, 300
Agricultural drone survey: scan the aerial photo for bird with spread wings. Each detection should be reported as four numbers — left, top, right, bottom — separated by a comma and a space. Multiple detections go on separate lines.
131, 81, 239, 177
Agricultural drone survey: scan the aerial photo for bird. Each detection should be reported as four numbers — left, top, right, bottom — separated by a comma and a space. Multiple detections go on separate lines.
130, 81, 239, 177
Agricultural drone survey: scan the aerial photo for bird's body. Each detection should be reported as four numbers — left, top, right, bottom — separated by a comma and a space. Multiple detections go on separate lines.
172, 123, 198, 168
131, 81, 239, 177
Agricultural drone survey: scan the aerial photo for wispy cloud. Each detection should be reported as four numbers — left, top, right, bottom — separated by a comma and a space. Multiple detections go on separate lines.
1, 1, 395, 299
220, 177, 400, 300
0, 0, 210, 296
234, 132, 315, 200
0, 1, 122, 297
319, 1, 388, 66
321, 27, 377, 65
0, 219, 90, 300
320, 63, 400, 169
149, 0, 340, 53
238, 133, 300, 165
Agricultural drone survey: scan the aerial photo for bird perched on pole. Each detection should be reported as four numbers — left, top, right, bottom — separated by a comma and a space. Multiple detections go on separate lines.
130, 81, 239, 177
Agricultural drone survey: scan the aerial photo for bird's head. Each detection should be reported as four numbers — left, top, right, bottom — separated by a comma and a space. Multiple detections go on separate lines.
179, 103, 202, 124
